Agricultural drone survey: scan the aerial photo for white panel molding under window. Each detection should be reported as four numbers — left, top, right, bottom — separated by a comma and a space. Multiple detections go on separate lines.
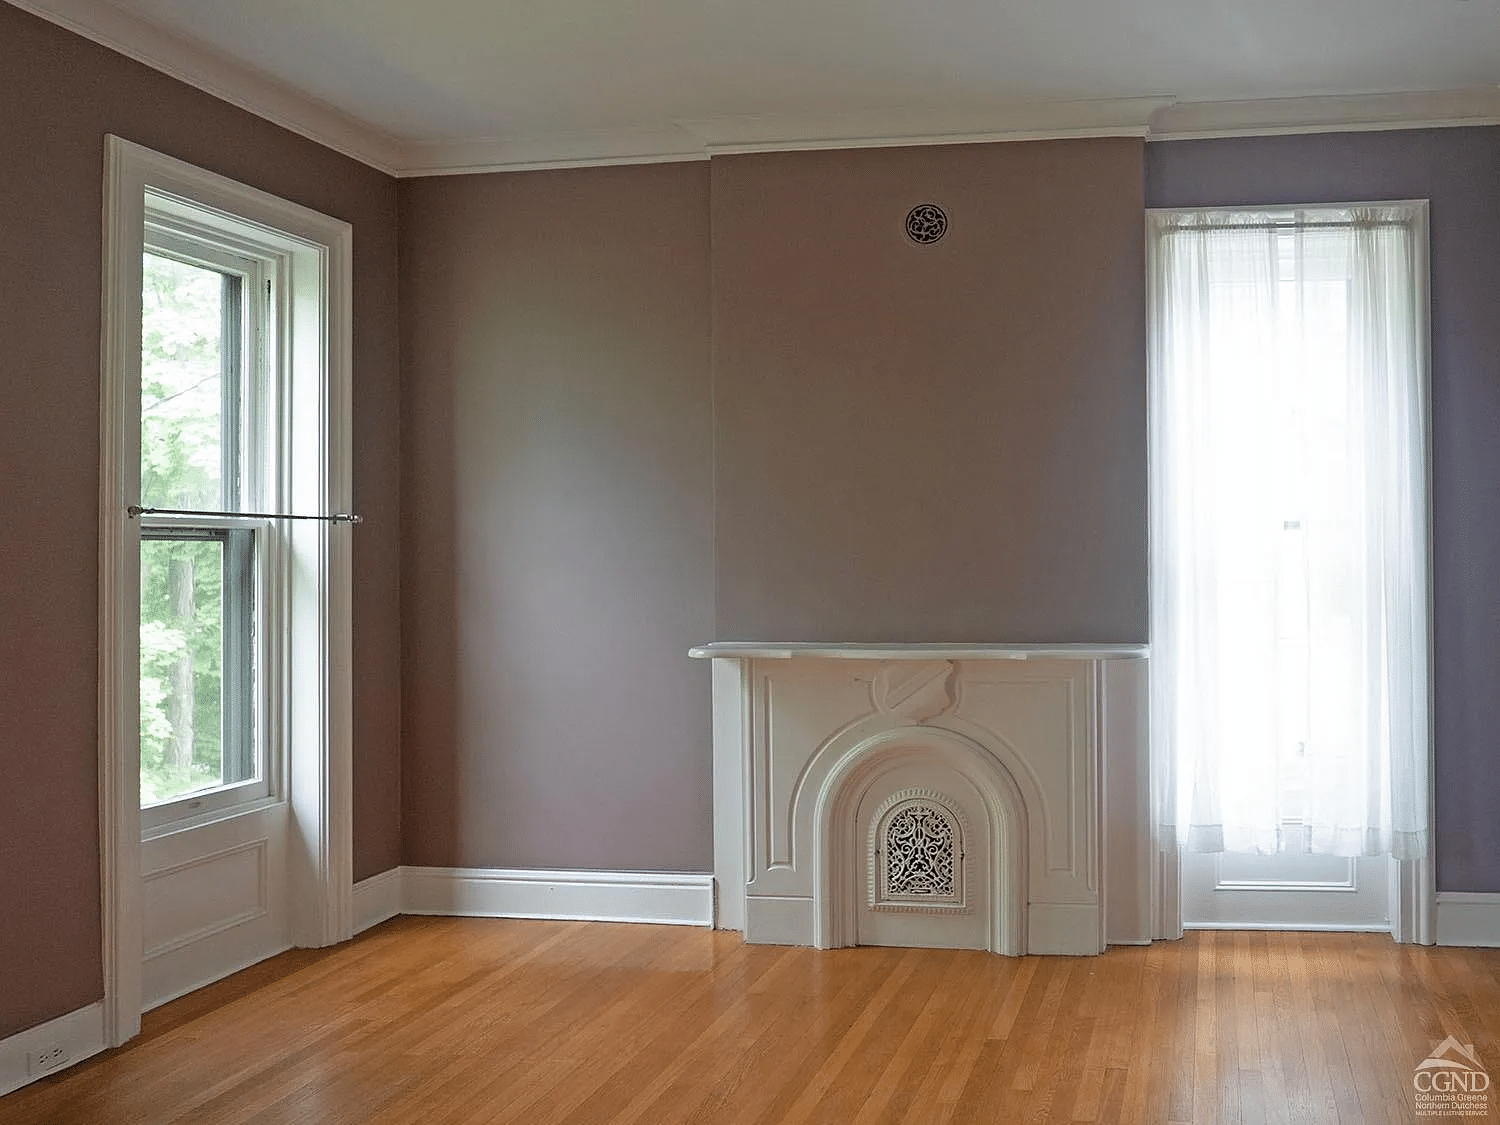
99, 135, 354, 1049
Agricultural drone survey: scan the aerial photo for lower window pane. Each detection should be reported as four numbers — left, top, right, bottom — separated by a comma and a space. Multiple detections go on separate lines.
140, 533, 253, 807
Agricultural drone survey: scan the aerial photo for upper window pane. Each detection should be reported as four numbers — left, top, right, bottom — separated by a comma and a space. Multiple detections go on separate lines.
141, 253, 240, 510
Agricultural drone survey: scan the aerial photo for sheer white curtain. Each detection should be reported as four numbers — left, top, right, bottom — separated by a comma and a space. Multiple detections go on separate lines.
1148, 205, 1430, 861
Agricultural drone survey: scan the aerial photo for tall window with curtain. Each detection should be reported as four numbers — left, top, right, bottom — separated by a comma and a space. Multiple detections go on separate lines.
1148, 204, 1431, 863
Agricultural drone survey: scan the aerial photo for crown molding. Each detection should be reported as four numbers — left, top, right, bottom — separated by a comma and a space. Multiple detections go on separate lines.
10, 0, 407, 174
395, 99, 1171, 177
390, 88, 1500, 176
398, 125, 708, 177
14, 0, 1500, 176
679, 98, 1173, 156
1148, 87, 1500, 141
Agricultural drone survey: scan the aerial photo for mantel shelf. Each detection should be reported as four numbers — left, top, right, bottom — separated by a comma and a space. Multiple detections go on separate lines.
688, 641, 1148, 661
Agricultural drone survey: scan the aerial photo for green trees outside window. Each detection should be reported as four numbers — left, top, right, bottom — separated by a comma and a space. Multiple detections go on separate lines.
139, 252, 253, 806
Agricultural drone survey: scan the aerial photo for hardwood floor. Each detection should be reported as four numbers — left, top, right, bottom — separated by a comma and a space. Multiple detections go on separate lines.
5, 918, 1499, 1124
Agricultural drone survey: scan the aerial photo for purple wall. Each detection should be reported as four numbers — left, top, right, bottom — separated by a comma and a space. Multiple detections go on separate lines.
399, 165, 715, 871
0, 2, 402, 1039
1147, 127, 1500, 893
712, 141, 1149, 643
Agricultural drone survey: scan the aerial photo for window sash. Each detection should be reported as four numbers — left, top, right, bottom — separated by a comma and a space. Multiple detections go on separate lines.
139, 521, 268, 831
136, 202, 285, 832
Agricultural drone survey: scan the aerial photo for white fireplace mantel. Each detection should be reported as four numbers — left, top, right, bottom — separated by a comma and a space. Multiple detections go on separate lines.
692, 641, 1152, 956
690, 641, 1148, 661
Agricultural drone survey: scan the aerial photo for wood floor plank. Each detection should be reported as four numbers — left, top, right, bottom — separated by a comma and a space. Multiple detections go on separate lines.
6, 921, 1500, 1125
1168, 928, 1200, 1123
1191, 929, 1221, 1125
1116, 942, 1168, 1125
1284, 933, 1339, 1124
1249, 933, 1291, 1125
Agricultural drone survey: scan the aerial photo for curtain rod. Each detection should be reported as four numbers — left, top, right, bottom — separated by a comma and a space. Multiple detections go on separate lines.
129, 505, 362, 524
1161, 220, 1411, 232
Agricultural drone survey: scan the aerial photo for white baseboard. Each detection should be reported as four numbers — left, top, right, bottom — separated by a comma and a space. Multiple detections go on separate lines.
1184, 921, 1392, 933
351, 867, 404, 934
401, 866, 714, 927
1436, 892, 1500, 948
0, 1001, 105, 1098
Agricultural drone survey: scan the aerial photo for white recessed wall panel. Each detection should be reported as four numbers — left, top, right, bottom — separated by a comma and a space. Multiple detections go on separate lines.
142, 840, 267, 958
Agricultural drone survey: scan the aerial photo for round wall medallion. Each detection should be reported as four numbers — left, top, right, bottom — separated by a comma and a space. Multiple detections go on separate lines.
905, 203, 948, 244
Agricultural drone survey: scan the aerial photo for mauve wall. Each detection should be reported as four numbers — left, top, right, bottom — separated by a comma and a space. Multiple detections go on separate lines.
399, 165, 715, 870
712, 141, 1149, 642
0, 3, 402, 1040
1147, 127, 1500, 894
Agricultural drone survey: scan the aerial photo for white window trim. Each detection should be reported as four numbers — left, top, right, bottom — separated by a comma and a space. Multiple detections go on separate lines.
99, 135, 354, 1047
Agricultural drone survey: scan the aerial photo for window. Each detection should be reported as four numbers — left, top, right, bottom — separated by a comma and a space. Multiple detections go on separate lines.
137, 225, 277, 826
100, 137, 355, 1041
1148, 203, 1431, 862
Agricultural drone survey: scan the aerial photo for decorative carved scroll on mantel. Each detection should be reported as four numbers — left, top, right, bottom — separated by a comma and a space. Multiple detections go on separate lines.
871, 661, 957, 722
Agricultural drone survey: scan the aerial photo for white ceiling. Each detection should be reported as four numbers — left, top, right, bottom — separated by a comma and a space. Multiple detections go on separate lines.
17, 0, 1500, 174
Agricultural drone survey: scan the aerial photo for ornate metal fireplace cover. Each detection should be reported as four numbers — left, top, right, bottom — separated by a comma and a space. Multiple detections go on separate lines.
868, 789, 971, 913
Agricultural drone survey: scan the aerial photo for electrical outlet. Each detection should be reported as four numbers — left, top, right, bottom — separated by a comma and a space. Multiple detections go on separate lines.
27, 1044, 68, 1076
